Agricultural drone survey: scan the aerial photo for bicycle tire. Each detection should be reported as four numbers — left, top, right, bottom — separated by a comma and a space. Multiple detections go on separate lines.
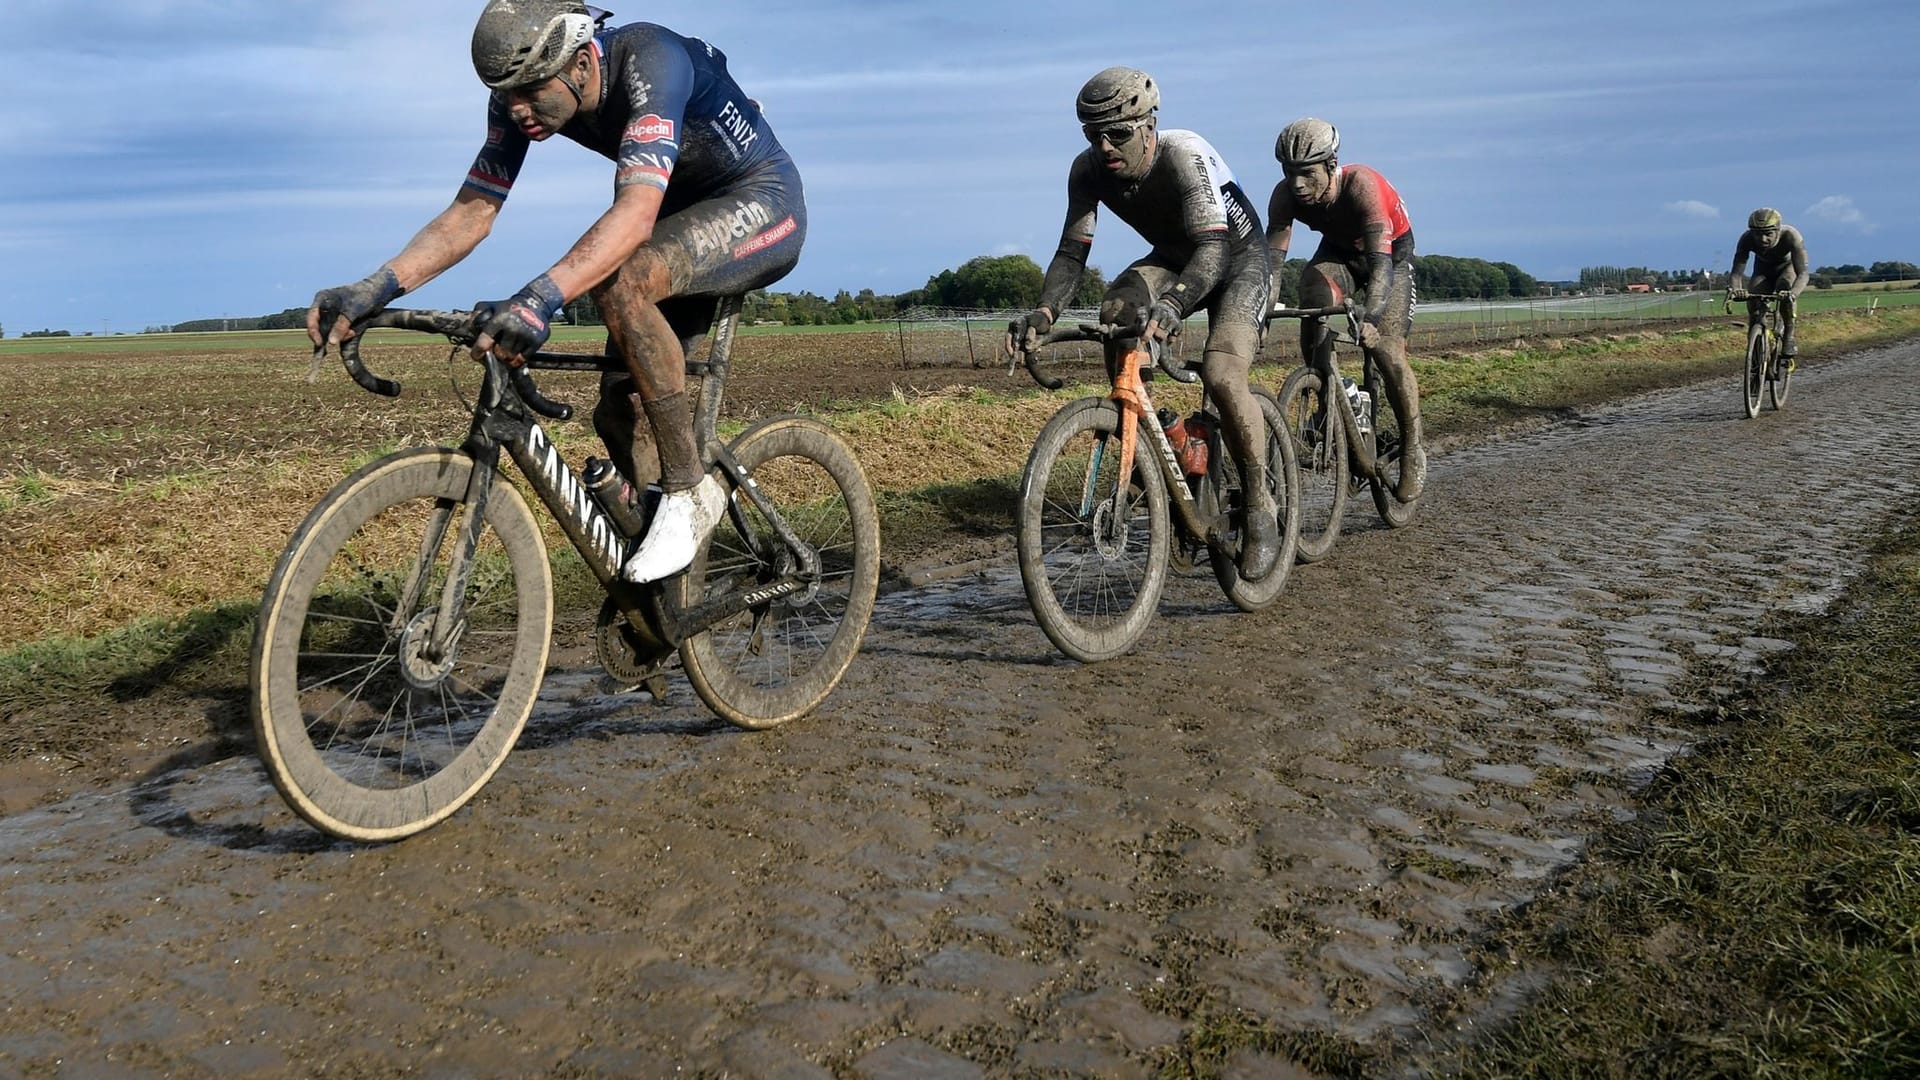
1368, 380, 1420, 529
679, 415, 880, 730
251, 448, 553, 841
1744, 321, 1766, 418
1211, 387, 1301, 611
1767, 318, 1792, 411
1276, 365, 1348, 562
1017, 396, 1171, 662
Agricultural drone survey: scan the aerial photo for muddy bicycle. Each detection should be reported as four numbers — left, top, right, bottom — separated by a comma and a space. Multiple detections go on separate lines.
1728, 290, 1792, 418
251, 295, 880, 841
1009, 318, 1300, 662
1269, 301, 1420, 561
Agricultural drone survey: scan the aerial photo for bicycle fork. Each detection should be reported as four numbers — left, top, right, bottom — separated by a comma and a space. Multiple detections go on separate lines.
389, 446, 499, 669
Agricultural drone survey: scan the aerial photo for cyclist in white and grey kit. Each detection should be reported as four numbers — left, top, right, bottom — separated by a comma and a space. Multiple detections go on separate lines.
1007, 68, 1281, 581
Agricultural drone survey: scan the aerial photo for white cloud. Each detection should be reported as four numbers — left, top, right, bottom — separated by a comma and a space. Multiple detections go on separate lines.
1664, 200, 1719, 219
1804, 195, 1875, 232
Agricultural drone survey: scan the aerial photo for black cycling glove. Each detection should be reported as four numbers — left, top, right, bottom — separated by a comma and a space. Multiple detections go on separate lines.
474, 274, 566, 363
1145, 297, 1184, 341
1007, 307, 1055, 354
312, 267, 404, 339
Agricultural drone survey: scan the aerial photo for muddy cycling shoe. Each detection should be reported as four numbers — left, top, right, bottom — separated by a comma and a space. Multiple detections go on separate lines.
1395, 440, 1428, 503
621, 475, 728, 583
1781, 328, 1798, 358
1238, 508, 1281, 581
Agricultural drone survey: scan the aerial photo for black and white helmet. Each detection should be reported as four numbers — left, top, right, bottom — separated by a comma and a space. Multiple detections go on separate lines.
472, 0, 599, 90
1075, 67, 1159, 126
1275, 117, 1340, 168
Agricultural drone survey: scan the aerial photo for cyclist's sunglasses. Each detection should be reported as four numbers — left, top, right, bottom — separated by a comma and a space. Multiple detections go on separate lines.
1083, 120, 1146, 147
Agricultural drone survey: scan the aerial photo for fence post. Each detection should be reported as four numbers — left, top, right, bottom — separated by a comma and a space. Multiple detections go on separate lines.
897, 317, 908, 370
963, 318, 977, 368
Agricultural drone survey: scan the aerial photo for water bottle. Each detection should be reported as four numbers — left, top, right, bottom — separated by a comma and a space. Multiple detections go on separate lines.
1179, 412, 1212, 477
581, 457, 648, 538
1343, 378, 1373, 436
1158, 407, 1191, 455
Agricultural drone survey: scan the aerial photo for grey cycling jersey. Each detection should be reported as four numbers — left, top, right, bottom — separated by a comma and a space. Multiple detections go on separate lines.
1730, 224, 1809, 293
1037, 129, 1264, 319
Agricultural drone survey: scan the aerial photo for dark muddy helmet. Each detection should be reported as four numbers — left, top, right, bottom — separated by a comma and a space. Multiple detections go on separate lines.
1749, 206, 1782, 230
472, 0, 599, 90
1075, 67, 1159, 126
1275, 117, 1340, 168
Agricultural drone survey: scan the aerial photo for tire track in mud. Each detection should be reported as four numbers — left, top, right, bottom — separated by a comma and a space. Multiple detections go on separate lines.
3, 341, 1919, 1076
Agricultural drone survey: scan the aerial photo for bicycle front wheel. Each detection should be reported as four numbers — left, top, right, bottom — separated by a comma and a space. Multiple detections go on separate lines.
1277, 365, 1348, 562
679, 416, 880, 730
1767, 325, 1792, 411
1017, 396, 1171, 662
1744, 322, 1766, 418
250, 449, 553, 841
1211, 387, 1301, 611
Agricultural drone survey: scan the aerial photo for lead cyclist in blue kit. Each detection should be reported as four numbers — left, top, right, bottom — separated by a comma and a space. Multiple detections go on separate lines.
307, 0, 807, 584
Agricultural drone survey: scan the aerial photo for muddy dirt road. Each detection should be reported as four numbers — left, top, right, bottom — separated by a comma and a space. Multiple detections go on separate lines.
4, 340, 1919, 1077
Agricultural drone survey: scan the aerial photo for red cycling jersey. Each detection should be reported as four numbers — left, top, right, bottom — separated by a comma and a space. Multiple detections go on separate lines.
1269, 163, 1413, 261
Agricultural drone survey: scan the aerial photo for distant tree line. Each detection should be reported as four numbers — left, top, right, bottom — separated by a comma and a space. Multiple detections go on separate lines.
87, 250, 1918, 336
1809, 261, 1920, 289
1578, 266, 1717, 290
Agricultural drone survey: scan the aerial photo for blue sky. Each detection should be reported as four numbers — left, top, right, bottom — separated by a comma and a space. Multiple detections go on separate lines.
3, 0, 1914, 334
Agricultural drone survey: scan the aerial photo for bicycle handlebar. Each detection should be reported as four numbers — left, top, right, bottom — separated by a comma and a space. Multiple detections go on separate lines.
1265, 301, 1355, 324
327, 308, 576, 421
1011, 319, 1196, 390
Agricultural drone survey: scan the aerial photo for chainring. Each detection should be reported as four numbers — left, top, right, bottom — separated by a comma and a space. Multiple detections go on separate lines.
594, 597, 675, 693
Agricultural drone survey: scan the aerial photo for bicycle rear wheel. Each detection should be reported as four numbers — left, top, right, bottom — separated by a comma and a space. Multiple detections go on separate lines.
1017, 396, 1170, 662
1368, 380, 1420, 529
1743, 322, 1766, 418
1276, 365, 1348, 562
250, 449, 553, 841
679, 416, 880, 730
1211, 387, 1301, 611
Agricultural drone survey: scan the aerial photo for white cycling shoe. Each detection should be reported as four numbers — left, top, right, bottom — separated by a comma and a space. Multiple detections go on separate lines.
621, 475, 728, 584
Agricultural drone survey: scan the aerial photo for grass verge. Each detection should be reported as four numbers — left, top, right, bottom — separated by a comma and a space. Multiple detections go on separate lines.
1424, 516, 1920, 1079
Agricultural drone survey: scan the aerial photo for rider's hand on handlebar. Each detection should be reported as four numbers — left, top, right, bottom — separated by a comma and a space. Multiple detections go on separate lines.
470, 274, 566, 368
307, 267, 404, 350
1356, 318, 1381, 350
1006, 307, 1054, 356
1143, 297, 1183, 343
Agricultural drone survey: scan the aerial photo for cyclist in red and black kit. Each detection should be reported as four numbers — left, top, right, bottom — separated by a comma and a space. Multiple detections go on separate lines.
1006, 68, 1282, 581
307, 1, 806, 583
1266, 118, 1426, 502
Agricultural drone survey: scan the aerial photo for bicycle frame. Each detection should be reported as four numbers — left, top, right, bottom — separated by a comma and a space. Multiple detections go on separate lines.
341, 296, 818, 654
1040, 329, 1233, 553
1269, 304, 1385, 480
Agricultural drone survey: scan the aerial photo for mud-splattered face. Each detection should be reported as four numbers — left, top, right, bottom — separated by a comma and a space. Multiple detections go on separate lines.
496, 50, 591, 141
499, 77, 579, 140
1084, 117, 1157, 183
1756, 226, 1782, 250
1286, 161, 1337, 206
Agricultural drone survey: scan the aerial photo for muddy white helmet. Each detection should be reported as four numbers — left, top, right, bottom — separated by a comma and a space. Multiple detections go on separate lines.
472, 0, 598, 90
1076, 67, 1160, 126
1275, 117, 1340, 168
1748, 206, 1782, 229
